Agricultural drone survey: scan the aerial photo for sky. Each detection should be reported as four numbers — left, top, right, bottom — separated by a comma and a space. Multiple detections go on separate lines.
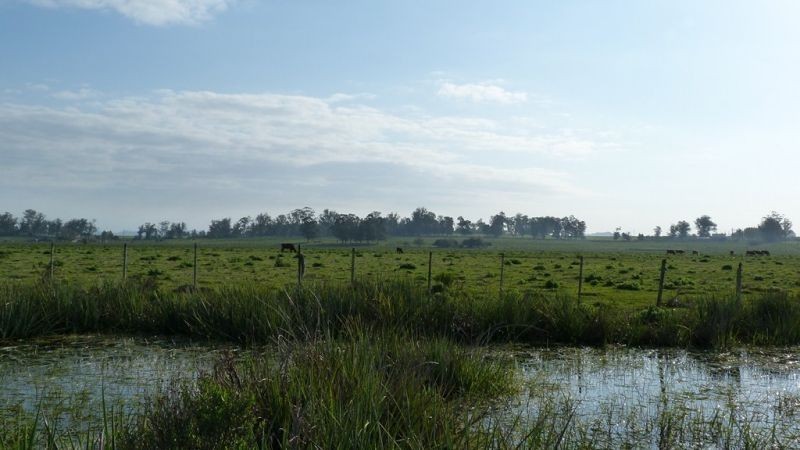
2, 0, 800, 234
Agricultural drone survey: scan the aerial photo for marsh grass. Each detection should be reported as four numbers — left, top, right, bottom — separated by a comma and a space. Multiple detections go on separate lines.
2, 279, 800, 347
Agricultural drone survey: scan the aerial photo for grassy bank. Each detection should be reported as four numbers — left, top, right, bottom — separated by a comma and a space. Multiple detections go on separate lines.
2, 279, 800, 347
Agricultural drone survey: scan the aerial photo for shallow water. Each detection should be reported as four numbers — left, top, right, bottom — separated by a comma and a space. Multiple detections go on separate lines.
2, 336, 800, 446
508, 346, 800, 447
0, 335, 243, 429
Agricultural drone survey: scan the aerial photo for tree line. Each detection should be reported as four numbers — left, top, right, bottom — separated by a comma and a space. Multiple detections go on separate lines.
0, 207, 587, 243
614, 212, 794, 243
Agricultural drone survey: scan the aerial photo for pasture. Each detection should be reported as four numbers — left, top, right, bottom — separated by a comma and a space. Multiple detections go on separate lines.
1, 237, 799, 310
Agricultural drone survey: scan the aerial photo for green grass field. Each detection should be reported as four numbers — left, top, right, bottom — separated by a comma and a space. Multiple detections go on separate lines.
2, 237, 799, 310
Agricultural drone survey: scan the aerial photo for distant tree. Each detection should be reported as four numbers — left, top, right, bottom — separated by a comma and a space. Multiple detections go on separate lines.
20, 209, 47, 236
251, 213, 273, 236
331, 214, 360, 242
613, 227, 621, 241
61, 218, 96, 240
759, 211, 792, 242
456, 216, 473, 235
0, 212, 17, 236
232, 216, 251, 237
208, 218, 232, 238
653, 226, 662, 238
437, 216, 455, 235
299, 218, 319, 241
410, 207, 438, 235
168, 222, 187, 239
670, 221, 691, 238
360, 212, 386, 242
694, 215, 717, 238
488, 212, 507, 237
137, 222, 158, 240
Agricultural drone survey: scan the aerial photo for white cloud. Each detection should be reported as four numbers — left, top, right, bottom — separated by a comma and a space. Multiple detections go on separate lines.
437, 81, 528, 104
0, 89, 610, 227
52, 87, 100, 100
23, 0, 233, 26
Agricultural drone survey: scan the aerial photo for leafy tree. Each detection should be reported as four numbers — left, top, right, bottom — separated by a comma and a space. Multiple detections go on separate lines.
20, 209, 47, 236
360, 212, 386, 242
675, 221, 691, 238
331, 214, 360, 243
488, 212, 507, 237
300, 218, 319, 241
232, 217, 251, 237
759, 211, 792, 242
208, 218, 232, 238
694, 215, 717, 238
653, 226, 662, 238
0, 212, 17, 236
456, 216, 473, 235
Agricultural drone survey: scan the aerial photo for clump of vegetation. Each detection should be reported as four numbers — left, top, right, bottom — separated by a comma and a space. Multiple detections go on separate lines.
433, 239, 459, 248
544, 279, 559, 289
461, 237, 490, 248
721, 264, 733, 270
616, 281, 640, 291
399, 263, 416, 270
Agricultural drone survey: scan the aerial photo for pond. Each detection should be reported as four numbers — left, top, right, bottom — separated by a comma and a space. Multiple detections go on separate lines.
2, 336, 800, 446
506, 346, 800, 447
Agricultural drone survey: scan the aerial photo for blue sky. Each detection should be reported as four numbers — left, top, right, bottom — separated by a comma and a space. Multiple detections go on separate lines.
1, 0, 799, 233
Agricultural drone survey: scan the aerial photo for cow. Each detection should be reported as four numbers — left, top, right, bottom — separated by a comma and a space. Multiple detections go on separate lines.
280, 243, 297, 253
761, 250, 771, 256
666, 250, 677, 255
746, 250, 758, 256
676, 250, 686, 255
692, 250, 699, 255
730, 251, 735, 256
396, 247, 404, 254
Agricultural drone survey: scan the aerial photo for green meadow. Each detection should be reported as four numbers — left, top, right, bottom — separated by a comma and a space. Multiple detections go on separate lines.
2, 237, 799, 310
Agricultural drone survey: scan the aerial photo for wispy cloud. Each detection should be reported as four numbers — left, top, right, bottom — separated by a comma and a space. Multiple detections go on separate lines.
437, 81, 528, 104
23, 0, 234, 26
52, 87, 100, 100
0, 89, 609, 225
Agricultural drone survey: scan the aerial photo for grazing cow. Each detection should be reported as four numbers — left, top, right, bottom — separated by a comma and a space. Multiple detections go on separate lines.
692, 250, 699, 255
746, 250, 758, 256
666, 250, 677, 255
762, 250, 771, 256
730, 251, 735, 256
280, 243, 297, 253
676, 250, 686, 255
396, 247, 404, 254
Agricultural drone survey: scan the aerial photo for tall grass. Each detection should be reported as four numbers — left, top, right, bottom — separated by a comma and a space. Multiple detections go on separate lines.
2, 279, 800, 347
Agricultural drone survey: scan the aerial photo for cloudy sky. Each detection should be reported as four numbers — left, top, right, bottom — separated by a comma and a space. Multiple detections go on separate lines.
2, 0, 799, 233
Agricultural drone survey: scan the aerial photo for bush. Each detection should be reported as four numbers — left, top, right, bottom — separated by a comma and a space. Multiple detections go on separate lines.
433, 239, 459, 248
461, 237, 490, 248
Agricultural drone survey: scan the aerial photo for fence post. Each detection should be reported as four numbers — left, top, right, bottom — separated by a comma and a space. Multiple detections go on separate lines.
297, 251, 305, 289
427, 251, 433, 293
350, 247, 356, 285
499, 253, 505, 298
656, 259, 667, 307
193, 242, 198, 289
122, 243, 128, 281
578, 255, 584, 302
736, 262, 743, 305
49, 242, 55, 280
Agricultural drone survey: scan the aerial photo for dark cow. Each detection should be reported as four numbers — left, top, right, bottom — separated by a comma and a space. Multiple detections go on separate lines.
280, 243, 297, 253
396, 247, 404, 254
762, 250, 771, 256
676, 250, 686, 255
746, 250, 758, 256
730, 251, 735, 256
666, 250, 677, 255
692, 250, 699, 255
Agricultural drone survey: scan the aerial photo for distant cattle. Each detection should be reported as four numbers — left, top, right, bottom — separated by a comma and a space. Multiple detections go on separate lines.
676, 250, 686, 255
730, 251, 735, 256
396, 247, 404, 254
762, 250, 771, 256
692, 250, 699, 255
666, 250, 676, 255
745, 250, 771, 256
280, 243, 297, 253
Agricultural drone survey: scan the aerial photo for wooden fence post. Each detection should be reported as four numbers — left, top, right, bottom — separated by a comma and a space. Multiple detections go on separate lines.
297, 251, 305, 289
499, 253, 505, 298
427, 251, 433, 293
656, 259, 667, 307
122, 243, 128, 281
49, 242, 55, 280
193, 242, 198, 289
350, 247, 356, 285
736, 262, 743, 304
578, 255, 584, 302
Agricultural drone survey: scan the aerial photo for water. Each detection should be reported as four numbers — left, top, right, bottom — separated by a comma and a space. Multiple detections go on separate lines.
0, 335, 243, 430
2, 336, 800, 446
507, 346, 800, 447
